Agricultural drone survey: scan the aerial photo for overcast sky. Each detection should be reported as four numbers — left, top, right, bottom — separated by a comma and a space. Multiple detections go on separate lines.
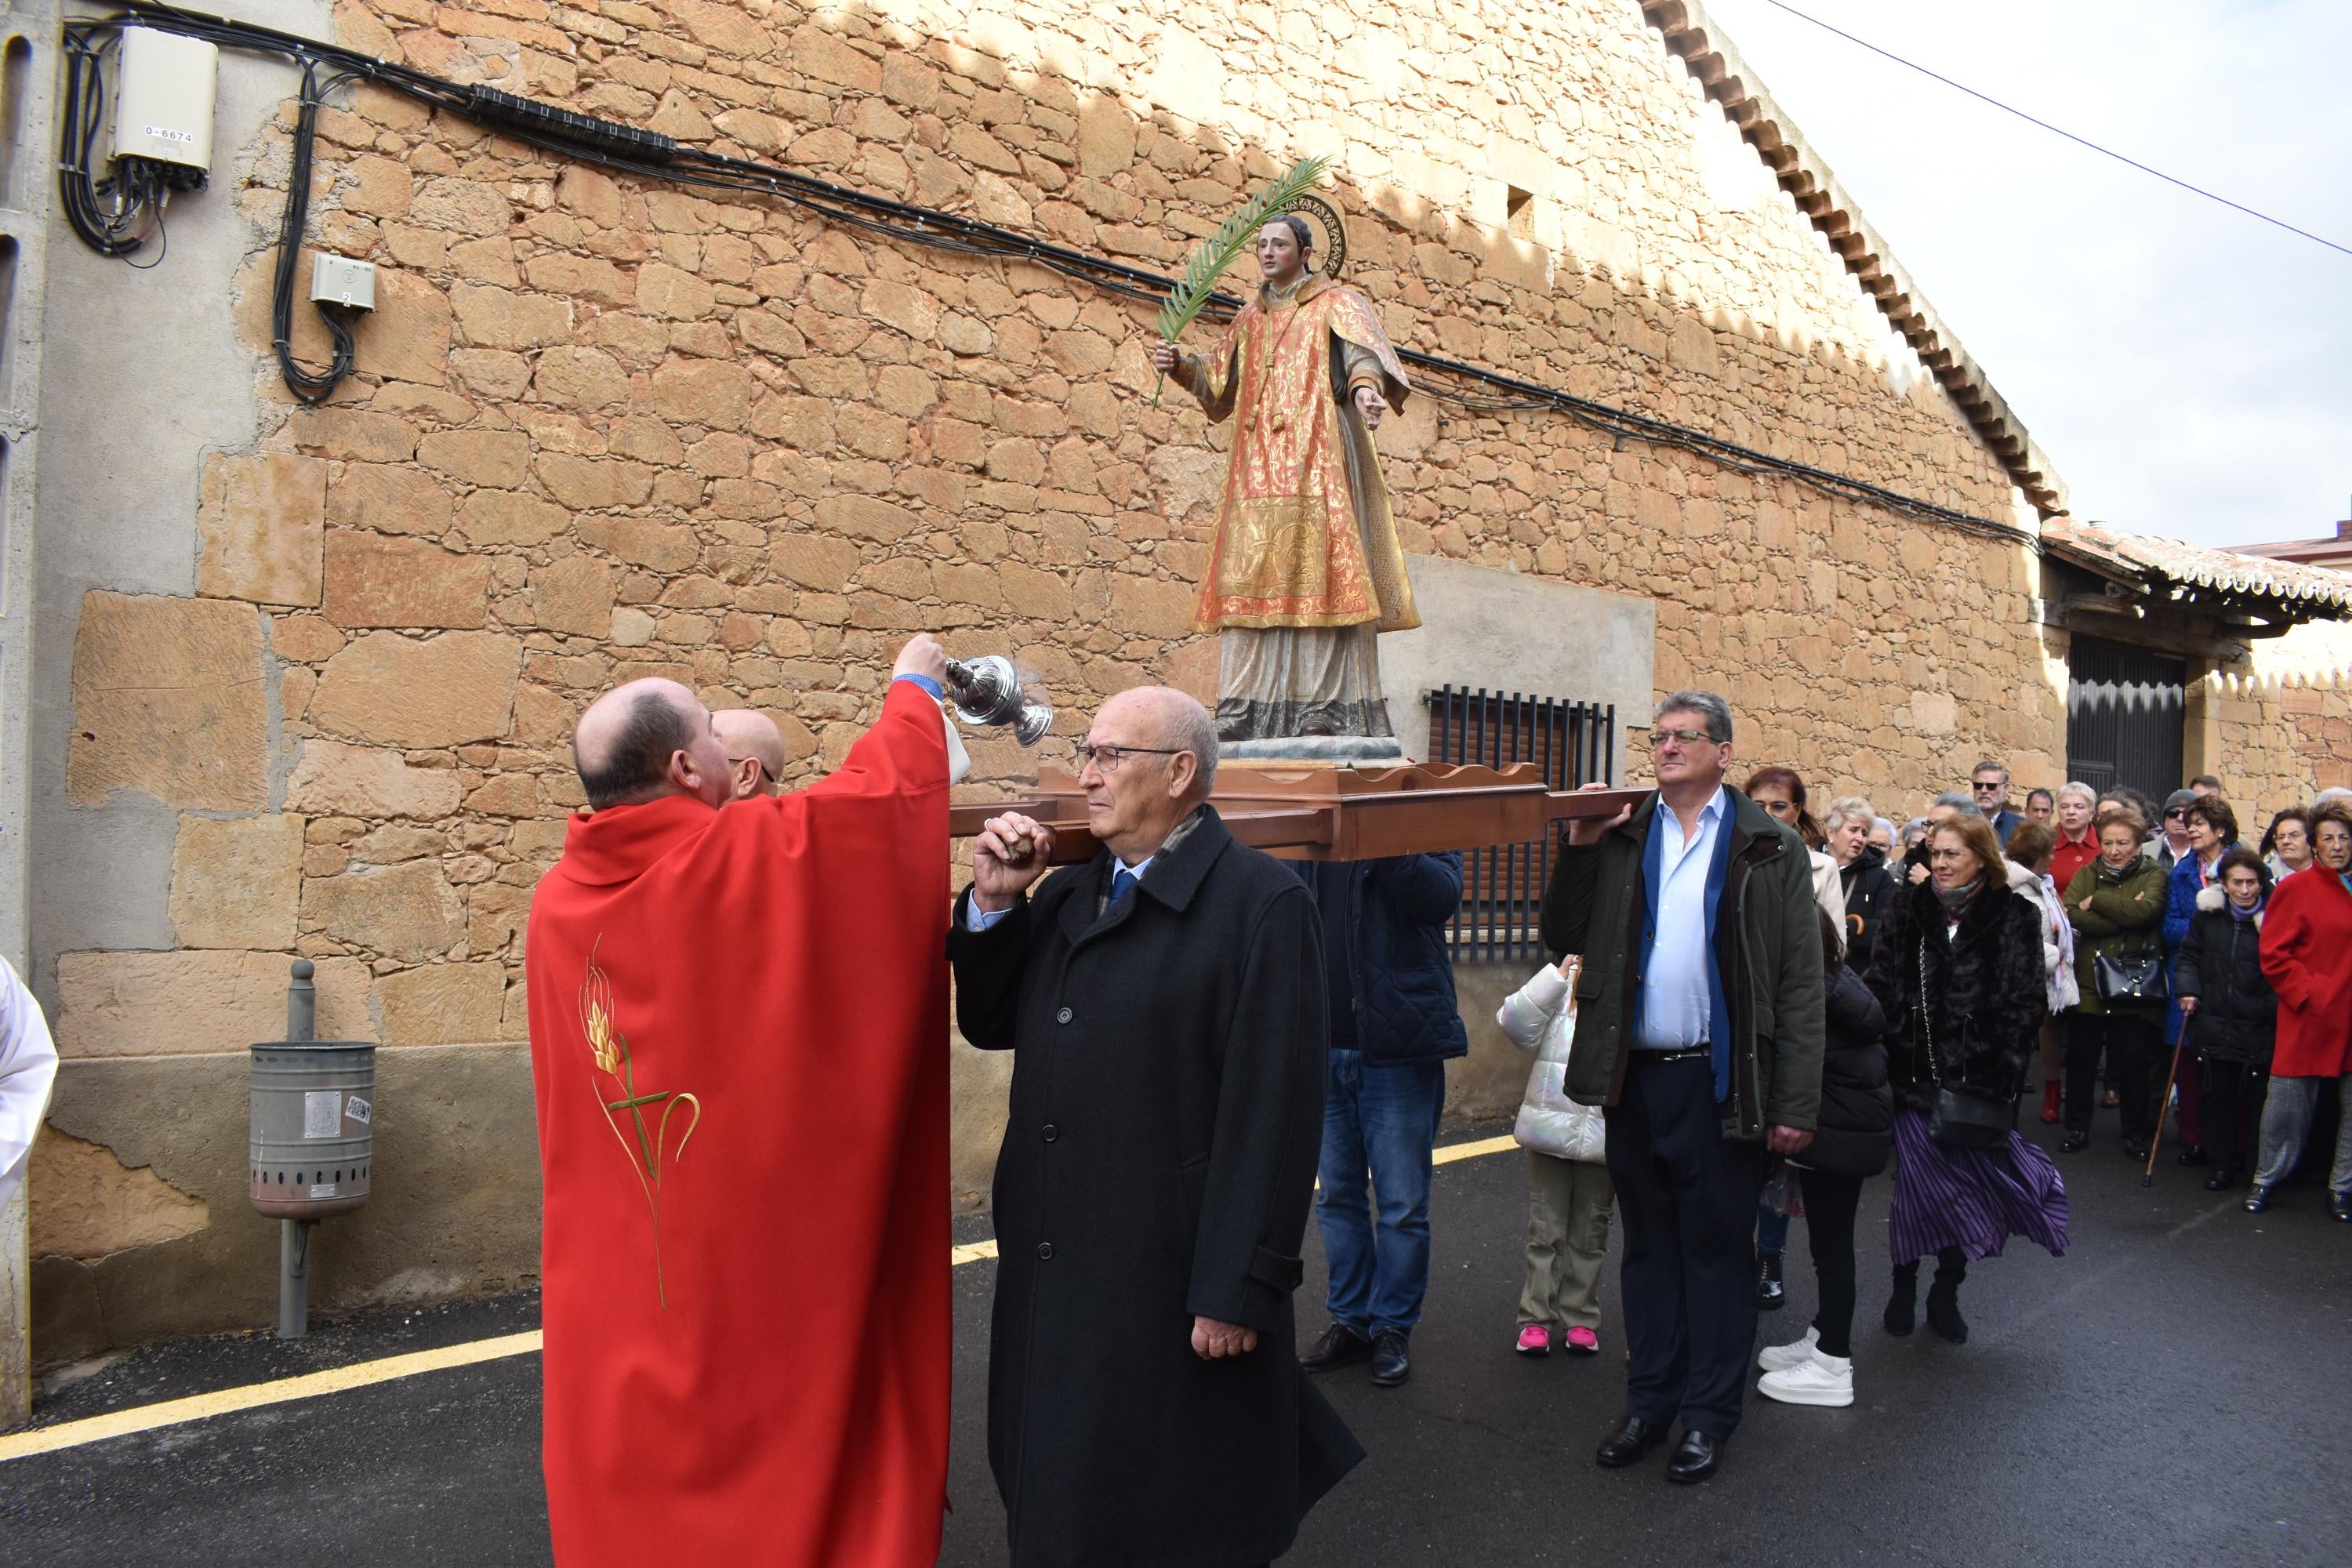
1695, 0, 2352, 548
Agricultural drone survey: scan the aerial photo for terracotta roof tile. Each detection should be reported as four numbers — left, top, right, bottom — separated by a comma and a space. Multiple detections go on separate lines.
2042, 520, 2352, 615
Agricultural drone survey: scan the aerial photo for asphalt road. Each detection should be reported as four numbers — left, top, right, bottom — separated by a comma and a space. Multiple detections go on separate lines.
6, 1116, 2349, 1567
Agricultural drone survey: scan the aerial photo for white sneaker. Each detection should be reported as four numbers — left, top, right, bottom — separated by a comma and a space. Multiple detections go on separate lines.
1757, 1326, 1818, 1373
1758, 1350, 1853, 1408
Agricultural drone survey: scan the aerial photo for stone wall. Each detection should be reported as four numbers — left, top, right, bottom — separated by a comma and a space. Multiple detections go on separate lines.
21, 0, 2330, 1354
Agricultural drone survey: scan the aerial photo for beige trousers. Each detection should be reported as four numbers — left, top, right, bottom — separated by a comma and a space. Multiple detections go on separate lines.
1519, 1151, 1615, 1330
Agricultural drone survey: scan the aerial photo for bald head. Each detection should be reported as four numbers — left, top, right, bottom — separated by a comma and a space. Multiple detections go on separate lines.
572, 678, 728, 811
712, 709, 786, 800
1100, 686, 1218, 801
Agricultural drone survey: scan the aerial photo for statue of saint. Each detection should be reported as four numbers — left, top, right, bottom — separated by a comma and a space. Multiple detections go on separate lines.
1150, 215, 1419, 750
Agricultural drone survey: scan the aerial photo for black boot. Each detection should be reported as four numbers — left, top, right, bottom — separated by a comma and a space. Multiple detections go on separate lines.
1755, 1250, 1786, 1311
2204, 1164, 2241, 1192
1926, 1249, 1969, 1344
2175, 1144, 2207, 1167
1883, 1261, 1918, 1337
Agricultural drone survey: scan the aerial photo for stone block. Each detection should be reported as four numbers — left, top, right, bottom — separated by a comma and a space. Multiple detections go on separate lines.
579, 516, 699, 571
417, 430, 533, 488
409, 176, 513, 237
815, 494, 921, 543
285, 741, 464, 819
322, 532, 493, 629
169, 815, 304, 950
302, 858, 467, 962
327, 463, 455, 537
459, 490, 568, 546
368, 271, 456, 387
651, 358, 753, 429
538, 456, 656, 510
531, 556, 615, 636
68, 593, 269, 811
1076, 95, 1135, 178
451, 285, 572, 350
292, 407, 420, 464
311, 631, 522, 747
270, 615, 346, 664
196, 452, 327, 607
27, 1130, 213, 1265
769, 534, 859, 590
533, 346, 631, 410
54, 950, 375, 1057
376, 963, 508, 1046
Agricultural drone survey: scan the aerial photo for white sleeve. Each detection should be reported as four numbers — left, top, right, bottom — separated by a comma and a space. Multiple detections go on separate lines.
0, 956, 60, 1215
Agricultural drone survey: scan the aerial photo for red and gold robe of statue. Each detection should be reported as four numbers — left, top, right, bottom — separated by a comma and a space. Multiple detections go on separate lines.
524, 681, 949, 1567
1181, 276, 1421, 634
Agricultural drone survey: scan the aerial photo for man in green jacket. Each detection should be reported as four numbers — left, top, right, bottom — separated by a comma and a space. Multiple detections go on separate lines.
1538, 691, 1824, 1484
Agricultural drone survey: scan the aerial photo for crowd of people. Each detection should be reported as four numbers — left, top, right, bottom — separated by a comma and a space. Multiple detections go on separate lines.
504, 649, 2352, 1561
1455, 738, 2352, 1478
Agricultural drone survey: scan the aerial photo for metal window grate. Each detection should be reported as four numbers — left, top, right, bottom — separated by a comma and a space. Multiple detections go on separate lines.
1425, 686, 1615, 963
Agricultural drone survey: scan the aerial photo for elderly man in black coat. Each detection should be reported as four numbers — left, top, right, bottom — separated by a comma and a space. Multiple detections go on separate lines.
948, 685, 1363, 1568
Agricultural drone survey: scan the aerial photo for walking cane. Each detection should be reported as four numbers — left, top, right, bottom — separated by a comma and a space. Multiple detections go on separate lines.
2143, 1045, 2184, 1188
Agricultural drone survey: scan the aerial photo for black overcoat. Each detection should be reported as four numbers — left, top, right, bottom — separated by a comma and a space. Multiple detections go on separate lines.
2172, 899, 2277, 1064
946, 807, 1363, 1568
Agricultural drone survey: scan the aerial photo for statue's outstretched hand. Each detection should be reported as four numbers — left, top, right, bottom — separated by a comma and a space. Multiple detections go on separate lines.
1150, 341, 1181, 373
1354, 384, 1388, 429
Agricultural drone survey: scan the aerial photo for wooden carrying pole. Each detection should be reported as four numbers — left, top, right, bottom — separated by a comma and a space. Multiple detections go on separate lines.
948, 762, 1646, 866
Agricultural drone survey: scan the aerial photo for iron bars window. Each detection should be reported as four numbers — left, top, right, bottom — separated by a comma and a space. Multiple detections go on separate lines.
1425, 686, 1615, 964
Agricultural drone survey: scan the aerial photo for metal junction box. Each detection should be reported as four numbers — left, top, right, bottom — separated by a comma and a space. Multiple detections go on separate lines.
111, 27, 220, 174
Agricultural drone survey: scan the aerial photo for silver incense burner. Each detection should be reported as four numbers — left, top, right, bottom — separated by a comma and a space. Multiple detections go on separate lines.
943, 655, 1054, 746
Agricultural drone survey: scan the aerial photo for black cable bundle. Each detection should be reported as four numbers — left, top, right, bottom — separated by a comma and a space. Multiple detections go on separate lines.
59, 27, 170, 263
270, 60, 359, 404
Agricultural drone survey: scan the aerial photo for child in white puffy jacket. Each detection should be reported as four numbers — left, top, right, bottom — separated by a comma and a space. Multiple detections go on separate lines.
1497, 957, 1613, 1356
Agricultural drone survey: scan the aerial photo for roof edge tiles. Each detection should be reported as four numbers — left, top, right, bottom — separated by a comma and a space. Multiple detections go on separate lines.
1640, 0, 2071, 520
2042, 519, 2352, 619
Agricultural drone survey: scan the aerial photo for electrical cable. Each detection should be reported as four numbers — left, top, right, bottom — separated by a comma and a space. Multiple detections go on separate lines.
1755, 0, 2352, 260
269, 59, 361, 403
85, 2, 2034, 537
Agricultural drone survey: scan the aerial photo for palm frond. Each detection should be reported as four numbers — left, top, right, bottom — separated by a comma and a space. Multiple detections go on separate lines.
1155, 154, 1332, 344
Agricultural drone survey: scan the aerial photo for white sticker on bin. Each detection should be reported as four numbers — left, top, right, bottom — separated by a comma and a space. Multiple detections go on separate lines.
309, 1183, 336, 1199
346, 1096, 372, 1126
303, 1091, 340, 1139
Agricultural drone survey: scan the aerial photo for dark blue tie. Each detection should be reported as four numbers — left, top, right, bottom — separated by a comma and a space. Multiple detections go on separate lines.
1109, 866, 1140, 908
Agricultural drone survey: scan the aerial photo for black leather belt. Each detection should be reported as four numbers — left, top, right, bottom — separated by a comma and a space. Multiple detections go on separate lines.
1635, 1046, 1712, 1063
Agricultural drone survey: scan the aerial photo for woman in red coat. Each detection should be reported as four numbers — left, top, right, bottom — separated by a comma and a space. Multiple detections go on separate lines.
2251, 801, 2352, 1218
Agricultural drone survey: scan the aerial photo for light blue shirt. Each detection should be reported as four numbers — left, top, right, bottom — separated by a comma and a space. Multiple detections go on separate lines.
1635, 786, 1729, 1050
967, 855, 1154, 931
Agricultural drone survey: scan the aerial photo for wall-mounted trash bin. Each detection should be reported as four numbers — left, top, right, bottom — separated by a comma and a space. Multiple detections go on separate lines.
249, 1040, 376, 1221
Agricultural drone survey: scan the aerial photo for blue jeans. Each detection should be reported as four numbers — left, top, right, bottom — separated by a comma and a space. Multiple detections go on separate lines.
1316, 1050, 1446, 1338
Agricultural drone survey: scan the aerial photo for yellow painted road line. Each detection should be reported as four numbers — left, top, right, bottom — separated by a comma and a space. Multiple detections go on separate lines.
4, 1137, 1519, 1461
1433, 1133, 1519, 1166
0, 1330, 545, 1464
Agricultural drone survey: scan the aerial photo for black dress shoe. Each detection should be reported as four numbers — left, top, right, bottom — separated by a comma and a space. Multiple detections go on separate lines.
2175, 1144, 2207, 1167
1755, 1250, 1786, 1311
1666, 1429, 1722, 1484
1369, 1329, 1410, 1387
2204, 1167, 2241, 1192
2333, 1191, 2352, 1224
1595, 1416, 1671, 1468
2060, 1129, 2090, 1153
2124, 1141, 2151, 1163
2243, 1185, 2275, 1214
1299, 1323, 1373, 1373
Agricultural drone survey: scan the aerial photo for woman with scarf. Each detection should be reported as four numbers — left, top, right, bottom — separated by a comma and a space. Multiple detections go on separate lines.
1824, 795, 1896, 976
1865, 813, 2068, 1345
2061, 807, 2169, 1156
2172, 848, 2275, 1193
2250, 800, 2352, 1218
2159, 797, 2241, 1165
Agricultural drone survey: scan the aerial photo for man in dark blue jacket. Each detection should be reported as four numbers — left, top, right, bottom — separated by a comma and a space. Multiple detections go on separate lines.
1296, 852, 1467, 1388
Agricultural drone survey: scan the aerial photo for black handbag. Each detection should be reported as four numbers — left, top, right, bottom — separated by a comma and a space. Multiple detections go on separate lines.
2093, 948, 2169, 1004
1918, 938, 2016, 1149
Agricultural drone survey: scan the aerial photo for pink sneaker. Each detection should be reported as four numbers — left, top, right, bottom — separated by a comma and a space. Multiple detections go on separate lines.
1563, 1326, 1600, 1355
1515, 1323, 1552, 1356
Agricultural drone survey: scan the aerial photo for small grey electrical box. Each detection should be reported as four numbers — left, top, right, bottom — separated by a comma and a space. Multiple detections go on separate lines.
111, 27, 219, 172
310, 255, 378, 311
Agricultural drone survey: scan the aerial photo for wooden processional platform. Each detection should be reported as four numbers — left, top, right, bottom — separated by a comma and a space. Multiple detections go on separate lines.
948, 760, 1646, 865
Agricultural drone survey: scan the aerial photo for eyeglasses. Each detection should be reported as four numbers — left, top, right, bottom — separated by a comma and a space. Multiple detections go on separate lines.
1647, 728, 1717, 750
2165, 808, 2187, 820
1075, 742, 1185, 772
725, 756, 769, 782
1971, 781, 2003, 793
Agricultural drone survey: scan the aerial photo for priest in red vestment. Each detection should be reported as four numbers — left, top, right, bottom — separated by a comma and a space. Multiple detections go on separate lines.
525, 635, 953, 1566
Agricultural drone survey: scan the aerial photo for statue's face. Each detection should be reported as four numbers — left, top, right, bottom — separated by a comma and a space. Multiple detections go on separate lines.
1255, 221, 1308, 284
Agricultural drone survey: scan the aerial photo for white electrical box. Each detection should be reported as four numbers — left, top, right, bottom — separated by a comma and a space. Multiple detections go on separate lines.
111, 27, 220, 173
310, 255, 378, 311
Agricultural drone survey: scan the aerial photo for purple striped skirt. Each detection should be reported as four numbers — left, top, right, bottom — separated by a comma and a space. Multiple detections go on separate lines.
1886, 1108, 2069, 1266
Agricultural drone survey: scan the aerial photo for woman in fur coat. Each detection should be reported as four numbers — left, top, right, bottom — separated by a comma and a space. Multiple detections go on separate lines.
1866, 813, 2069, 1345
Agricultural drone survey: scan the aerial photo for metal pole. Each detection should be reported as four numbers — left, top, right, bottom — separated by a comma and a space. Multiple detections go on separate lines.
279, 958, 316, 1339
